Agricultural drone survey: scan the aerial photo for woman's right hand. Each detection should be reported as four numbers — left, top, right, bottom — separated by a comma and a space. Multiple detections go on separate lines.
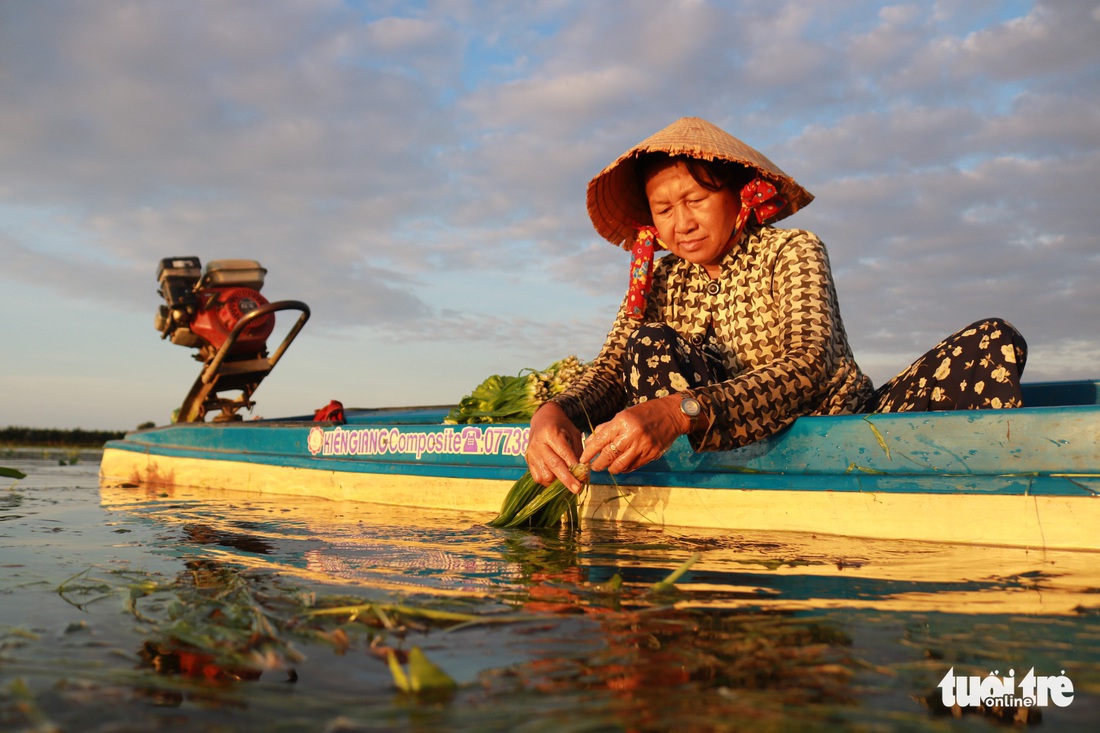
525, 402, 585, 493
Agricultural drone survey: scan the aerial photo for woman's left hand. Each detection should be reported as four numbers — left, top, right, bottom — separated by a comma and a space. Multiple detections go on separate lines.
580, 395, 691, 474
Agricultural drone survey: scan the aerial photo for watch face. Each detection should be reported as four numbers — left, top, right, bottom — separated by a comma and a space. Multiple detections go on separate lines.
681, 397, 701, 418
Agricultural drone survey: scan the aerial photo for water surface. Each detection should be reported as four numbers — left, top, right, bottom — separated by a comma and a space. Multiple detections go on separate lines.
2, 451, 1099, 731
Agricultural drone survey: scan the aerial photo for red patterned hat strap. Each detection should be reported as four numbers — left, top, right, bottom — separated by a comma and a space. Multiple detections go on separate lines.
625, 226, 659, 320
733, 178, 786, 238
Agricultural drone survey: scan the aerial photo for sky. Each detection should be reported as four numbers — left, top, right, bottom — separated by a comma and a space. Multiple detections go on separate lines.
1, 0, 1098, 431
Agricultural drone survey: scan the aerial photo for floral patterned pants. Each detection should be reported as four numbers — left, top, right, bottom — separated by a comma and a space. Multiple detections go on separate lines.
623, 318, 1027, 412
624, 323, 728, 403
865, 318, 1027, 412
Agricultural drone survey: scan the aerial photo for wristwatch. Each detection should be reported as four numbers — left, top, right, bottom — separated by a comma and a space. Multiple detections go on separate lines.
679, 396, 702, 429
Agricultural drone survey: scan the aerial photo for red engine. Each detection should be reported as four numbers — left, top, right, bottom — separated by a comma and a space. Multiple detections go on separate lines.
188, 286, 275, 355
155, 257, 275, 359
152, 256, 310, 423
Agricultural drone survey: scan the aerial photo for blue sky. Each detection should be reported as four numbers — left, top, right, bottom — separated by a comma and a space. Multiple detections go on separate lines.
1, 0, 1098, 430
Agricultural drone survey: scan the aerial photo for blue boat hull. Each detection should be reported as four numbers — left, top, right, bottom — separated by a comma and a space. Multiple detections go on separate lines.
100, 380, 1100, 549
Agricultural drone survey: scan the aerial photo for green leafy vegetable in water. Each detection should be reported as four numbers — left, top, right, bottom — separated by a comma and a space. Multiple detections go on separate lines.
387, 647, 457, 693
1, 466, 26, 480
488, 464, 589, 529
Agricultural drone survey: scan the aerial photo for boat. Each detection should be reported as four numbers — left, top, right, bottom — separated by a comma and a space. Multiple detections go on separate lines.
100, 381, 1100, 551
99, 257, 1100, 551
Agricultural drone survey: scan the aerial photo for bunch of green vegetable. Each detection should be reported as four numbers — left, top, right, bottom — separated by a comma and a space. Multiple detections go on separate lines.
488, 464, 589, 529
444, 355, 588, 424
530, 355, 587, 403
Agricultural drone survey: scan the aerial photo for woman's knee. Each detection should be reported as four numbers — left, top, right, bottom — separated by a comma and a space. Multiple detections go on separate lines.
964, 316, 1016, 331
965, 317, 1027, 371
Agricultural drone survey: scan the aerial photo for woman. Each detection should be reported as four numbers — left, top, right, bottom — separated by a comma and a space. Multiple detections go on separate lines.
526, 117, 1026, 493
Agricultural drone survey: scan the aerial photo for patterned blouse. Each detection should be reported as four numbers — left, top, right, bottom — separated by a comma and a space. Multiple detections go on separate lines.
551, 226, 874, 452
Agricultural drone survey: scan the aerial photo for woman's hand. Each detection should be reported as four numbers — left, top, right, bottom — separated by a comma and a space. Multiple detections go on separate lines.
580, 395, 692, 475
525, 402, 585, 492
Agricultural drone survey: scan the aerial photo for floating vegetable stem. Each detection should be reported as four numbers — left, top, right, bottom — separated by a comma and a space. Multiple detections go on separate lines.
651, 552, 702, 593
488, 464, 589, 529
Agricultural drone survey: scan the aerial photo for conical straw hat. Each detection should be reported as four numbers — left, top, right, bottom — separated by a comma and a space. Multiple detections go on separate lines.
586, 116, 814, 246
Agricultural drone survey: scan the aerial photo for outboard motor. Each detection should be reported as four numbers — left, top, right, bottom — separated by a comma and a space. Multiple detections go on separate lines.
156, 257, 275, 357
154, 257, 309, 423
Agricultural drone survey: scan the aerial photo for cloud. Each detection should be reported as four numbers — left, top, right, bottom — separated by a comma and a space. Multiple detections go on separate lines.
952, 0, 1100, 81
0, 0, 1097, 429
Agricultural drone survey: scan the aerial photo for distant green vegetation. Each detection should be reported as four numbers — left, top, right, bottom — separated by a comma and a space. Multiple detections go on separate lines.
0, 426, 128, 448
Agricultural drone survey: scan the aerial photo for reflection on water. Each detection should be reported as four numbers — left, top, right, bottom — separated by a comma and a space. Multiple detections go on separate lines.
1, 454, 1099, 731
99, 483, 1100, 617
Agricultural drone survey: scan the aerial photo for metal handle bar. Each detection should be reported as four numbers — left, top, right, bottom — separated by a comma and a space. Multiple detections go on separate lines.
200, 300, 311, 384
